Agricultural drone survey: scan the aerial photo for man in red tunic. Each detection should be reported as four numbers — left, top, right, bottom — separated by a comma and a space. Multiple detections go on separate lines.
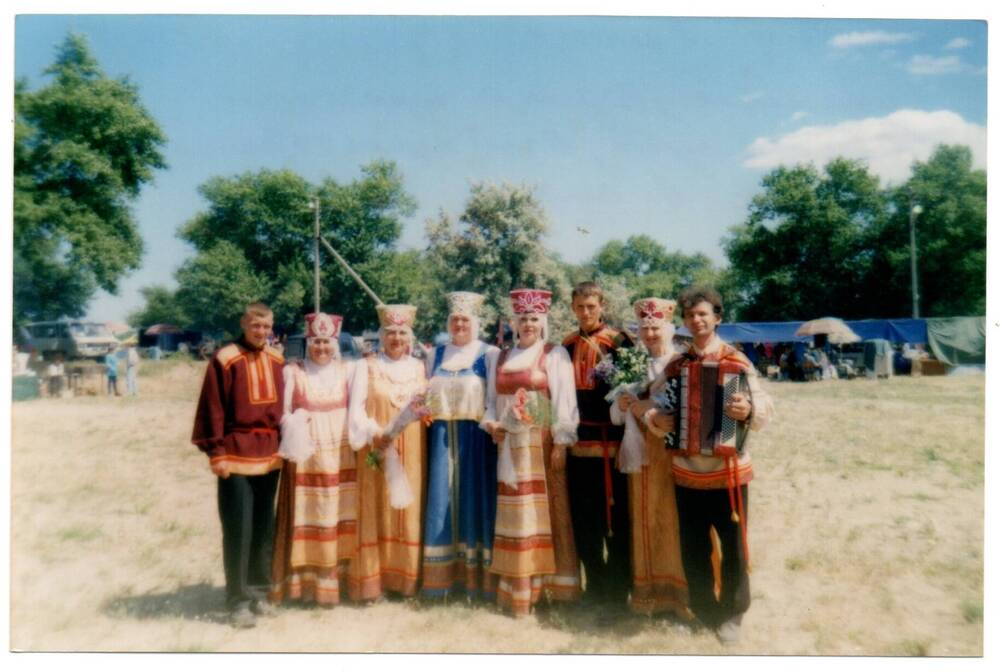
192, 303, 285, 628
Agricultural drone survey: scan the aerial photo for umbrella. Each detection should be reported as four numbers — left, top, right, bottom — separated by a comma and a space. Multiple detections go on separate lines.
795, 317, 860, 344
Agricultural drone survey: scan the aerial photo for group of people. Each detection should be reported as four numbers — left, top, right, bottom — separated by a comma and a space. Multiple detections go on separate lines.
191, 281, 773, 644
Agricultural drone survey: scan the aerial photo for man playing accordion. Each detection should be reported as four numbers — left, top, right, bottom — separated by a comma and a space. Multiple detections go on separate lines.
652, 286, 774, 644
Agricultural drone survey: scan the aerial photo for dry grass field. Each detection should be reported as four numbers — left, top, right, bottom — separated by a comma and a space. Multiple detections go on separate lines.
10, 358, 984, 654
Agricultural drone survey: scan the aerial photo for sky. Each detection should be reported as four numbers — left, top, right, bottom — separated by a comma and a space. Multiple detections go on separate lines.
12, 12, 988, 323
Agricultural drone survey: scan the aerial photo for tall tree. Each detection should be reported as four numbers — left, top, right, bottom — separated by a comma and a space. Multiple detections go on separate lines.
426, 183, 574, 340
868, 145, 986, 317
587, 234, 723, 316
126, 285, 189, 329
174, 241, 271, 337
175, 161, 416, 334
14, 33, 167, 324
723, 158, 886, 320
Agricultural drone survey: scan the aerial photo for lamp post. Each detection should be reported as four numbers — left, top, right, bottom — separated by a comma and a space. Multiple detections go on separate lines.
909, 203, 923, 319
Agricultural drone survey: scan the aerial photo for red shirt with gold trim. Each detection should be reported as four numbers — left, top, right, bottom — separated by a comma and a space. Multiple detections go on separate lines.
667, 335, 774, 490
191, 338, 285, 476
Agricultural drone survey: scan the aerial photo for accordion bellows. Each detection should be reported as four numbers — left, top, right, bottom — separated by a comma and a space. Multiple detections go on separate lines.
662, 358, 751, 457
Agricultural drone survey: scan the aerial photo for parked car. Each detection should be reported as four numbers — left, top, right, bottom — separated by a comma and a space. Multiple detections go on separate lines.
22, 320, 119, 360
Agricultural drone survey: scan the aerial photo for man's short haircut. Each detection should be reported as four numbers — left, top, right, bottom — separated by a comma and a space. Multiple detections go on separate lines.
677, 285, 724, 319
242, 302, 273, 322
571, 280, 605, 304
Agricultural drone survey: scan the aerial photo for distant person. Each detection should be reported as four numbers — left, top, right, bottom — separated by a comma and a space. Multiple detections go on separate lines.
105, 348, 120, 396
125, 344, 140, 396
46, 354, 66, 397
191, 302, 285, 628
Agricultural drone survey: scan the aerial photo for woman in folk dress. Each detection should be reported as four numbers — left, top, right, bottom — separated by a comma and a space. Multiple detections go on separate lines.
422, 292, 500, 601
270, 312, 366, 606
612, 298, 690, 619
482, 288, 581, 616
348, 304, 428, 601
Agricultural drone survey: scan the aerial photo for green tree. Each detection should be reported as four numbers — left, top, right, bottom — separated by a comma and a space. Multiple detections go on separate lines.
426, 183, 573, 341
126, 285, 188, 328
587, 235, 723, 320
723, 158, 886, 320
174, 161, 416, 334
14, 33, 167, 325
868, 145, 986, 317
174, 241, 270, 338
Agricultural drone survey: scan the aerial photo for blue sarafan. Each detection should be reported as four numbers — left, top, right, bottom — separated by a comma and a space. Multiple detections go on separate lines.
421, 342, 499, 600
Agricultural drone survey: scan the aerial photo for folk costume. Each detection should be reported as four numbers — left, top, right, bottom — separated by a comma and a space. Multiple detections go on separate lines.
664, 332, 773, 629
483, 289, 581, 616
422, 292, 501, 600
192, 335, 285, 612
562, 311, 634, 605
610, 298, 690, 618
348, 305, 428, 601
270, 313, 367, 606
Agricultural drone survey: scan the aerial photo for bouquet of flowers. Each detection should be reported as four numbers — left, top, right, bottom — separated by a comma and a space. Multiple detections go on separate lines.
497, 387, 551, 488
367, 392, 436, 509
595, 347, 653, 474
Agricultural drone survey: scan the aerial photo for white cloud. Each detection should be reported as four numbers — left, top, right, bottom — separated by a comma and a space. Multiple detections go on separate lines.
743, 109, 986, 184
790, 111, 808, 122
829, 31, 914, 49
945, 37, 971, 50
907, 54, 964, 75
740, 91, 764, 104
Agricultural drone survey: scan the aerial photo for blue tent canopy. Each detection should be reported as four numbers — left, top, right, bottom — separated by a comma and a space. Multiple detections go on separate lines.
677, 318, 929, 344
843, 319, 927, 344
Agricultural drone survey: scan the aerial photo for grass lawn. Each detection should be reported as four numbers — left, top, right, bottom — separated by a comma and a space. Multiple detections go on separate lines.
10, 360, 984, 654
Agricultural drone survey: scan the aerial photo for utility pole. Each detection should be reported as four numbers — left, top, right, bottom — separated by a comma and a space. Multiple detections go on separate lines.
312, 196, 321, 313
909, 201, 923, 319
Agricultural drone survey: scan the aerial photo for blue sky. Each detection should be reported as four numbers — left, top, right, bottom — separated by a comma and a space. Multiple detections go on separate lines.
13, 15, 988, 322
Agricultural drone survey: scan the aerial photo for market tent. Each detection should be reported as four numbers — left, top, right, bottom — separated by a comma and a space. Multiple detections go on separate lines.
677, 321, 811, 343
843, 319, 927, 344
925, 316, 985, 365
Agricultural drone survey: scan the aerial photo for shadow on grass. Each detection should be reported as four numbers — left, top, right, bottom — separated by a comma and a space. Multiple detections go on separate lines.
101, 582, 229, 625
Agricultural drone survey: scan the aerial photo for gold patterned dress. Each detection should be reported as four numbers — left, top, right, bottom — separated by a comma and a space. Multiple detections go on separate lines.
347, 353, 427, 601
611, 353, 690, 617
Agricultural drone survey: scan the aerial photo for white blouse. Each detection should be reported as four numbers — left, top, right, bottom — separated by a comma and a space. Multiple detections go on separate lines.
480, 341, 579, 446
425, 339, 499, 422
282, 357, 373, 451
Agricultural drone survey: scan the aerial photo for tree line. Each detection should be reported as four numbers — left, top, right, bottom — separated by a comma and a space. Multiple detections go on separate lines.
14, 34, 987, 342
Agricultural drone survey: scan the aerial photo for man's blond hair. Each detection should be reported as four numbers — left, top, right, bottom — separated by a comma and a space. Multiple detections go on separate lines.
241, 302, 273, 323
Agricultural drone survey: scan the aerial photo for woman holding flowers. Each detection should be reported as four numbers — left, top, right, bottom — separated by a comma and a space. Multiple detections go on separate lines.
482, 288, 581, 616
422, 292, 501, 601
611, 298, 690, 619
347, 304, 428, 602
270, 312, 367, 606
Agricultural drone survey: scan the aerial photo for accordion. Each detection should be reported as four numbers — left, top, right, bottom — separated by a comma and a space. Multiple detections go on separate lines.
656, 358, 752, 457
